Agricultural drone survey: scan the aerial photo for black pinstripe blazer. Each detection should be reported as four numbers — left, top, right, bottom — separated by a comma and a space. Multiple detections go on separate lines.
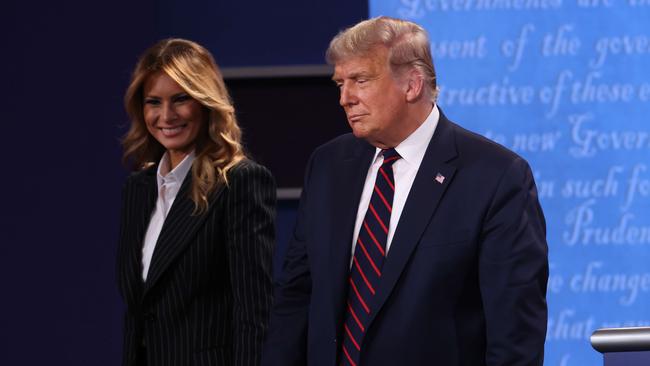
117, 160, 276, 366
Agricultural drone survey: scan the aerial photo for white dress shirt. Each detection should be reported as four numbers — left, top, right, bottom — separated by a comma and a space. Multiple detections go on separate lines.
141, 151, 196, 280
350, 105, 440, 261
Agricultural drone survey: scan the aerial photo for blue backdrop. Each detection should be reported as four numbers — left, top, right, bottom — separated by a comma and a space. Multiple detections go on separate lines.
371, 1, 650, 365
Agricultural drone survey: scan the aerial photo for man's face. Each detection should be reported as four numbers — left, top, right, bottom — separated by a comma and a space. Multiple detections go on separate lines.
333, 47, 410, 149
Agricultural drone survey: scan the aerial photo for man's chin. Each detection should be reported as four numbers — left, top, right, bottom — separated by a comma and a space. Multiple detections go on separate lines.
350, 130, 380, 148
351, 129, 371, 142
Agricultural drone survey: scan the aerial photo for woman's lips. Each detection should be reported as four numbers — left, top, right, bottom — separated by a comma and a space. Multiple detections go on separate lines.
160, 124, 187, 137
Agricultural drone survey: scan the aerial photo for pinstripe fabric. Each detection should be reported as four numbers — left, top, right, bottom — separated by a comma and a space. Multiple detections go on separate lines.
117, 160, 276, 366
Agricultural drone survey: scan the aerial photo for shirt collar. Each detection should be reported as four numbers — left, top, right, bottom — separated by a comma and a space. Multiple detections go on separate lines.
372, 103, 440, 165
156, 150, 196, 188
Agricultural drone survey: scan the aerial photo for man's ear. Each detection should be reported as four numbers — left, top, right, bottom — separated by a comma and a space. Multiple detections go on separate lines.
404, 69, 425, 103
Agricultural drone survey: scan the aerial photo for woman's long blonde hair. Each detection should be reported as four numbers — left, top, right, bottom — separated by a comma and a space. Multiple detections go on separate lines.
122, 38, 245, 214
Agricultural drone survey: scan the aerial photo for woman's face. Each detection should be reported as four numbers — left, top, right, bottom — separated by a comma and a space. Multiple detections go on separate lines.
142, 71, 206, 166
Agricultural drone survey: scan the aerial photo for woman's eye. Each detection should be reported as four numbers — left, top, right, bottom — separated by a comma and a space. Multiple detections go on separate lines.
144, 98, 160, 106
174, 94, 191, 103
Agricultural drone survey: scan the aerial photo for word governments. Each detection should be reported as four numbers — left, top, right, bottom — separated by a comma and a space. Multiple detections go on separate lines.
402, 0, 562, 13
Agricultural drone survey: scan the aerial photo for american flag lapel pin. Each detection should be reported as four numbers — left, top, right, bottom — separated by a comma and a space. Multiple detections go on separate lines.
435, 173, 445, 184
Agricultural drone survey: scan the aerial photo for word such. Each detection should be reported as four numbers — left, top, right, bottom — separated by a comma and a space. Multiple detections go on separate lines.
560, 166, 622, 199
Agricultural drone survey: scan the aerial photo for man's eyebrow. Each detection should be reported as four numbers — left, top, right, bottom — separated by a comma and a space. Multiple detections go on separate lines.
332, 71, 370, 82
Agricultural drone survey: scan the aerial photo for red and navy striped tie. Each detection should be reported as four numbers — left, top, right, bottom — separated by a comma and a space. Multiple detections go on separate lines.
341, 148, 401, 366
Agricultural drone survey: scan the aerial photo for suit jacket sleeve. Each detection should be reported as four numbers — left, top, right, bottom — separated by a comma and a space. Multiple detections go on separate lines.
224, 162, 276, 366
261, 154, 316, 366
479, 157, 548, 366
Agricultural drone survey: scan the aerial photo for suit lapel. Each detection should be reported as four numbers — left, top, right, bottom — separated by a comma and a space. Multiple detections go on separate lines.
365, 115, 459, 327
122, 168, 157, 307
329, 140, 376, 332
143, 172, 226, 296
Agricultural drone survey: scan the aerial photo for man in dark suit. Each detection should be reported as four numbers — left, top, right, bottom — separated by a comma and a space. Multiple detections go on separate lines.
262, 16, 548, 366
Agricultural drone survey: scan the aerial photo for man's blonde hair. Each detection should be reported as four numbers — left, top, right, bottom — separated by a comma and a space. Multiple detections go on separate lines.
326, 16, 438, 100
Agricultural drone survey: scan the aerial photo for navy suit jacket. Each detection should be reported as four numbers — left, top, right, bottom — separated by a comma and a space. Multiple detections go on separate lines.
262, 112, 548, 366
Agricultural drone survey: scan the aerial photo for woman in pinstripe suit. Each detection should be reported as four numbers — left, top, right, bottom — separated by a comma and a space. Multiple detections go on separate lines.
117, 38, 275, 366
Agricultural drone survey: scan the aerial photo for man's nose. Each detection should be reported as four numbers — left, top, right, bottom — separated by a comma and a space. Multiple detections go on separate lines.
339, 84, 356, 107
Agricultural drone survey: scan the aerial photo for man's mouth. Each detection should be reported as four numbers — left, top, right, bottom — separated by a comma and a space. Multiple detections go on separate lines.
347, 114, 367, 122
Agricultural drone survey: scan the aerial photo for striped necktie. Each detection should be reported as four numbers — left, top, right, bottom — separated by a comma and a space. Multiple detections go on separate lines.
341, 148, 401, 366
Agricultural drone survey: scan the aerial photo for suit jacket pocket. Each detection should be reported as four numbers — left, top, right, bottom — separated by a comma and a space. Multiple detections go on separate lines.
417, 228, 473, 248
